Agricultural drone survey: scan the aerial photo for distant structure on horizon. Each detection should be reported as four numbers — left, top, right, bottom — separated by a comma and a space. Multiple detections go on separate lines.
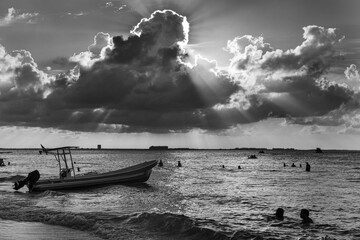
97, 145, 101, 150
149, 146, 168, 150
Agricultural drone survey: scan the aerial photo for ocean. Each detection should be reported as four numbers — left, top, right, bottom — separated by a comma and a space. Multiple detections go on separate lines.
0, 149, 359, 240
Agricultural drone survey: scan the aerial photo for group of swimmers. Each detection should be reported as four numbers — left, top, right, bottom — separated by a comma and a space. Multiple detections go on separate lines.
159, 160, 311, 172
273, 208, 313, 224
158, 160, 181, 167
160, 160, 240, 169
284, 162, 311, 171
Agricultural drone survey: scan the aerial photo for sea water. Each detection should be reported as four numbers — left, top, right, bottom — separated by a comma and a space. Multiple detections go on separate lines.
0, 149, 359, 240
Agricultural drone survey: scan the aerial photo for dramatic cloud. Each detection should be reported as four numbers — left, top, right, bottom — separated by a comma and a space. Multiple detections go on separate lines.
0, 7, 38, 27
1, 10, 359, 133
48, 10, 238, 132
220, 25, 355, 125
0, 10, 238, 132
0, 44, 53, 125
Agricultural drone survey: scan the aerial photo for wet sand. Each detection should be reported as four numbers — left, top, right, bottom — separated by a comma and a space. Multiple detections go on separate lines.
0, 219, 102, 240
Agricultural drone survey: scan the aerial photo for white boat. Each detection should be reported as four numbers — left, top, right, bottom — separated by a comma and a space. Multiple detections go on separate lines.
14, 145, 158, 192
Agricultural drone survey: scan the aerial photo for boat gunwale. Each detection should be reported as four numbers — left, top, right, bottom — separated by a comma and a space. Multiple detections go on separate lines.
32, 160, 158, 190
32, 170, 153, 191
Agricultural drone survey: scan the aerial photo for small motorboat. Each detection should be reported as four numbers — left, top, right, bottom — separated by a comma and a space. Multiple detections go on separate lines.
315, 148, 323, 153
14, 145, 158, 192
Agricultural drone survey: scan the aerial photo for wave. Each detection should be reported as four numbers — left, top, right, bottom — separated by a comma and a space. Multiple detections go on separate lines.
346, 178, 360, 182
124, 212, 227, 239
0, 200, 351, 240
0, 203, 266, 240
36, 190, 68, 197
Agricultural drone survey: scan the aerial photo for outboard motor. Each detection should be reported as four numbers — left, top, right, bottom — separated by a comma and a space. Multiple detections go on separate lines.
13, 170, 40, 191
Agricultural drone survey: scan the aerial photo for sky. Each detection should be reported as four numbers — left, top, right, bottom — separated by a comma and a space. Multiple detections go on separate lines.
1, 0, 360, 149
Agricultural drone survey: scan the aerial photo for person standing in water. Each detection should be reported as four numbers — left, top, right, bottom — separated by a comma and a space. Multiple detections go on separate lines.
306, 162, 311, 172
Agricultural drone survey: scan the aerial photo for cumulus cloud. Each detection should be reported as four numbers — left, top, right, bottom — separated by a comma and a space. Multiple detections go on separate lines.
0, 10, 238, 132
0, 7, 38, 27
69, 32, 112, 68
219, 25, 354, 125
49, 10, 238, 132
345, 64, 359, 81
1, 10, 359, 133
0, 44, 53, 125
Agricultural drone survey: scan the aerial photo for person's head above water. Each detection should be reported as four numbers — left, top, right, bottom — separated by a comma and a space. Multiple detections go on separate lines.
275, 208, 284, 220
300, 209, 313, 224
300, 209, 309, 218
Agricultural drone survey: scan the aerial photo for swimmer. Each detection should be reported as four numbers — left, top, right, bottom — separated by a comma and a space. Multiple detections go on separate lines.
300, 209, 313, 224
291, 163, 296, 167
222, 165, 225, 168
275, 208, 284, 220
306, 162, 311, 172
266, 208, 284, 221
158, 160, 163, 167
177, 161, 182, 167
238, 165, 241, 169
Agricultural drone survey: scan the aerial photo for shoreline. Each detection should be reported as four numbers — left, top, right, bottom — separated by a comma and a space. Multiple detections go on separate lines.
0, 219, 102, 240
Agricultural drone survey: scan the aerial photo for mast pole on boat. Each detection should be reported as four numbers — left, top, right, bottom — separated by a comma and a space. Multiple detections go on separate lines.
69, 148, 76, 177
62, 148, 69, 169
56, 149, 62, 175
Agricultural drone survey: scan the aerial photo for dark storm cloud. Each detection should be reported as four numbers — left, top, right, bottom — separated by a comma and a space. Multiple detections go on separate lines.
284, 92, 360, 130
0, 10, 239, 132
0, 11, 359, 133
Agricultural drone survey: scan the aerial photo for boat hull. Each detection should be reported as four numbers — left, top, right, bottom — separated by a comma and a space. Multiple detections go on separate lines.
31, 160, 158, 191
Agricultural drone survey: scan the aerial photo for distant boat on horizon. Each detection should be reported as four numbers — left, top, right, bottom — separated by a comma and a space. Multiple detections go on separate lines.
315, 148, 323, 153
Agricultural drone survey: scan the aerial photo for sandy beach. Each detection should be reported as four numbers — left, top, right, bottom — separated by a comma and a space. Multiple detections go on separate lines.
0, 219, 102, 240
